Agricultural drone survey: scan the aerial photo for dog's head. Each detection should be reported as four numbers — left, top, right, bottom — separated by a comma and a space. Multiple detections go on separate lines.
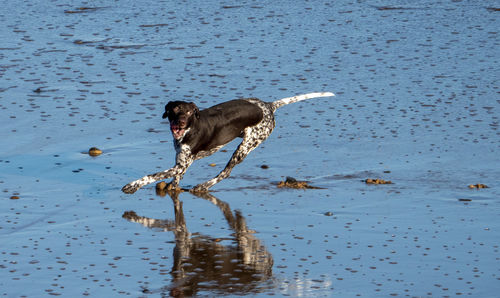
162, 101, 200, 140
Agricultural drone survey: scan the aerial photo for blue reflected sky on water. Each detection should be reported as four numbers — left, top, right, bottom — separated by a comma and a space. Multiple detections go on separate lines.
1, 1, 499, 296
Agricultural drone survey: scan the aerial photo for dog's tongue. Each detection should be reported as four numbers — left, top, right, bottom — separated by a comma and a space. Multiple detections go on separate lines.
170, 124, 185, 139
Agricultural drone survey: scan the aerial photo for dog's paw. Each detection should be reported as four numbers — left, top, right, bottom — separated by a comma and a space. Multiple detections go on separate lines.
190, 184, 210, 193
122, 183, 140, 194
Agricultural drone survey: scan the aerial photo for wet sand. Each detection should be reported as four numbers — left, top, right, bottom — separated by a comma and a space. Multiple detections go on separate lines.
1, 1, 499, 296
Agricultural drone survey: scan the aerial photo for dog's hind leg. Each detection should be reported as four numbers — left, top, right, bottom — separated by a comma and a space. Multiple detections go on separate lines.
191, 125, 272, 192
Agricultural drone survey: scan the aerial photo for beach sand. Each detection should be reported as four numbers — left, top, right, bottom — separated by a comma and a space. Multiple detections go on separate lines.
1, 1, 499, 296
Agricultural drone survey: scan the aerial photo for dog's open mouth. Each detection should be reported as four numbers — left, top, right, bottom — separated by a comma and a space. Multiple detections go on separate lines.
170, 123, 186, 139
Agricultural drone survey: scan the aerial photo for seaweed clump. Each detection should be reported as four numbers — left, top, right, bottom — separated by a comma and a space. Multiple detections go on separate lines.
468, 184, 488, 189
277, 177, 322, 189
364, 178, 392, 185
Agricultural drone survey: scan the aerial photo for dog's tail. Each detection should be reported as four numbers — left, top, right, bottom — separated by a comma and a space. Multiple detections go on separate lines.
271, 92, 335, 111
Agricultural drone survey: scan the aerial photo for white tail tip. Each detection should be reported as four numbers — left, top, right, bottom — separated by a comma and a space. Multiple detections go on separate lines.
272, 91, 335, 110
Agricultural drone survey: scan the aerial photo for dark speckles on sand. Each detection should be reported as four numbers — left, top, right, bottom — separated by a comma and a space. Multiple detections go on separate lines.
0, 0, 498, 297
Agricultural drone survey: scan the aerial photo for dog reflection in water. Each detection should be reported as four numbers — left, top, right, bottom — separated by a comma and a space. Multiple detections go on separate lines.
122, 190, 273, 296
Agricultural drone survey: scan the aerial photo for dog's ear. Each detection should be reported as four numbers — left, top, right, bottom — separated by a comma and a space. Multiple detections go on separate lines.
189, 102, 200, 119
163, 102, 175, 119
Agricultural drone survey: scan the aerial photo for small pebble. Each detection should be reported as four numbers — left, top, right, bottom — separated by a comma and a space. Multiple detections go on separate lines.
156, 181, 167, 190
88, 147, 102, 156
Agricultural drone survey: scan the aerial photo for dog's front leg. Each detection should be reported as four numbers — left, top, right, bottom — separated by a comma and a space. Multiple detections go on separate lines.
122, 166, 183, 194
167, 165, 189, 189
167, 148, 194, 189
122, 148, 194, 194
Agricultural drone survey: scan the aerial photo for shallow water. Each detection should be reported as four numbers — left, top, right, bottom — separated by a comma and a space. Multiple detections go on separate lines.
1, 0, 499, 296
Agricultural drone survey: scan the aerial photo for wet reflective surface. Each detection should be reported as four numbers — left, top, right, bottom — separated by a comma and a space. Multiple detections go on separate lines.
123, 191, 273, 296
1, 0, 499, 296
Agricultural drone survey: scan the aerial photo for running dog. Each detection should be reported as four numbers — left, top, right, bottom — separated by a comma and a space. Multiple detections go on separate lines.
122, 92, 334, 193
